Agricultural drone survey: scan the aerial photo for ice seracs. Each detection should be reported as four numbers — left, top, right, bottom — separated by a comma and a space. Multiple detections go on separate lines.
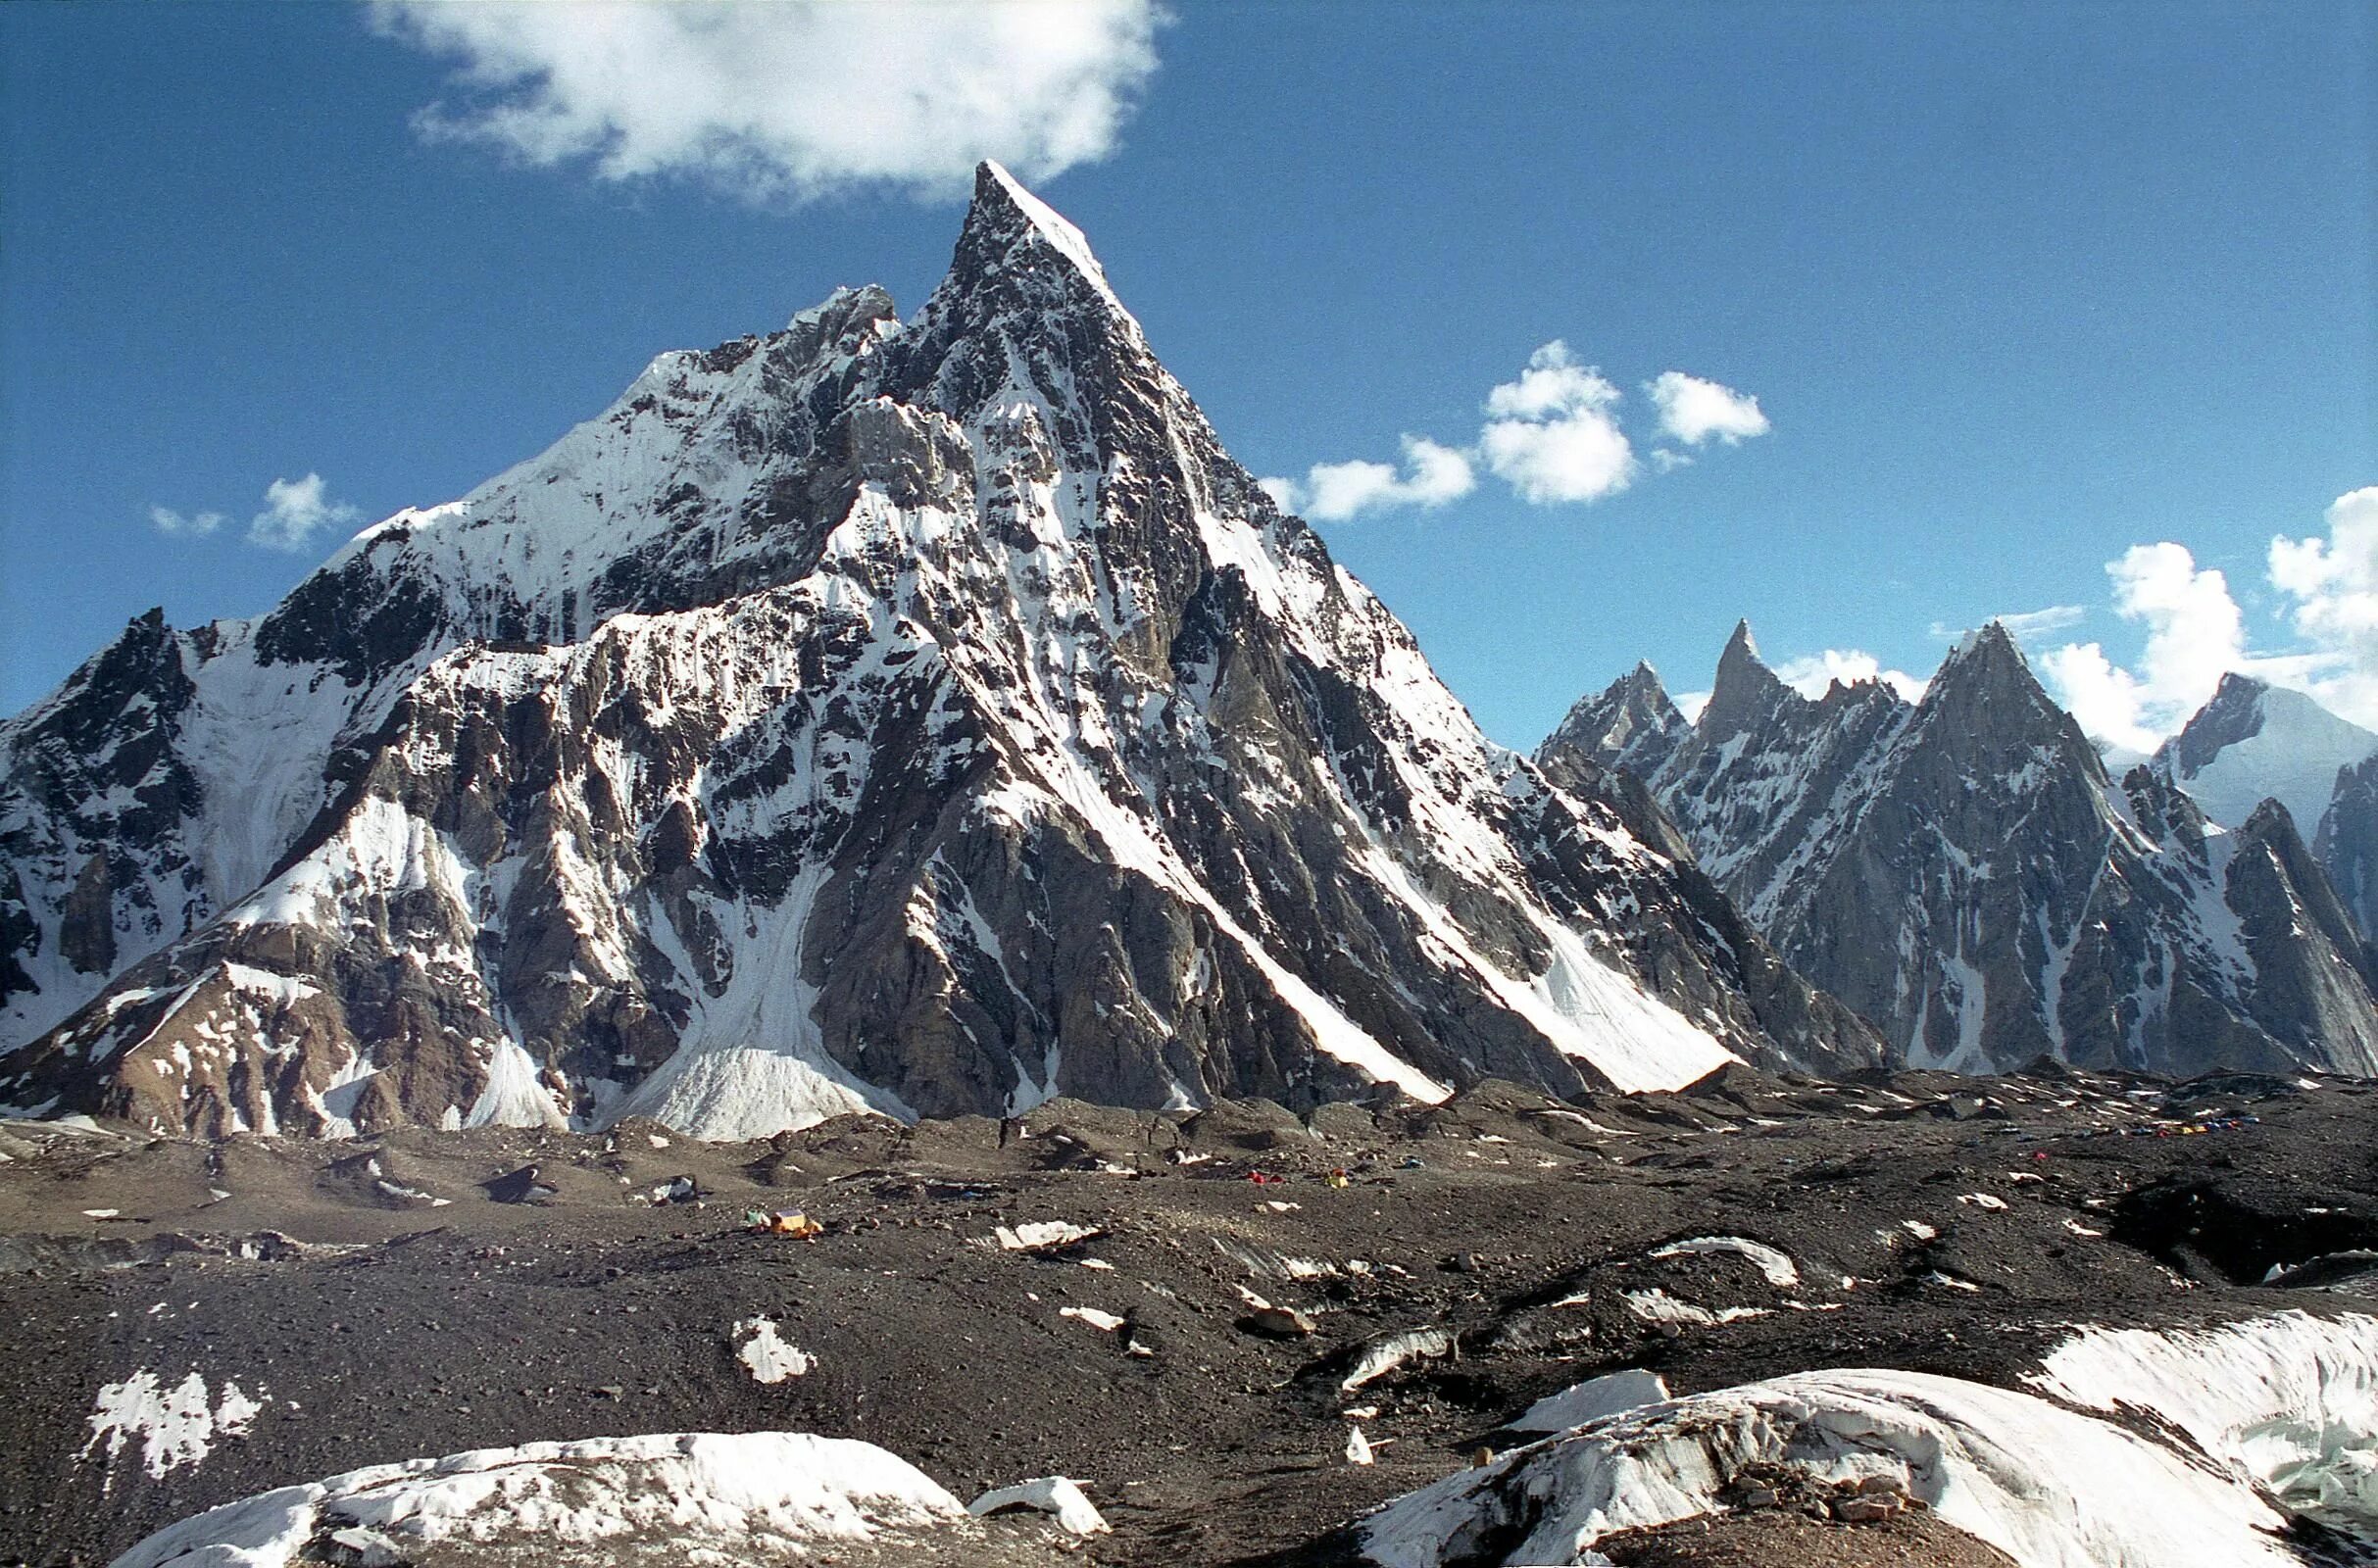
2028, 1310, 2378, 1534
1362, 1353, 2353, 1568
1509, 1367, 1670, 1433
967, 1475, 1110, 1536
1364, 1310, 2378, 1567
1646, 1235, 1799, 1288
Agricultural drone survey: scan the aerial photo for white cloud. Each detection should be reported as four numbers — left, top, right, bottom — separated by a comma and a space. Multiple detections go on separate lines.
1990, 604, 2087, 641
2019, 490, 2378, 748
150, 506, 224, 537
1480, 342, 1636, 506
1485, 341, 1615, 421
1298, 462, 1402, 520
2041, 543, 2246, 751
1267, 344, 1769, 522
2039, 641, 2156, 757
249, 473, 360, 552
1674, 689, 1712, 724
371, 0, 1163, 204
1263, 435, 1475, 522
2265, 486, 2378, 725
1772, 649, 1927, 704
1646, 370, 1770, 446
1394, 436, 1476, 507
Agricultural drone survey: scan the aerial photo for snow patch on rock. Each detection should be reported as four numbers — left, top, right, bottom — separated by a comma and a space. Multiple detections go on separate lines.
732, 1317, 815, 1384
82, 1372, 263, 1485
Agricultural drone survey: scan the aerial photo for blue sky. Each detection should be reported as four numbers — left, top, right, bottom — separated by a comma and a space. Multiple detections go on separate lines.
4, 2, 2372, 751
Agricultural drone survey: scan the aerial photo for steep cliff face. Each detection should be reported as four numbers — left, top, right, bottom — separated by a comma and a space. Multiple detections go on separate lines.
1548, 623, 2378, 1076
0, 166, 1880, 1138
2317, 755, 2378, 944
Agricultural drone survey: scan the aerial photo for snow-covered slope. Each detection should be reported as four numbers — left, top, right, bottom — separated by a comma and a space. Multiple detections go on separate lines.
0, 283, 911, 1057
0, 166, 1881, 1139
2155, 673, 2377, 836
1545, 622, 2378, 1076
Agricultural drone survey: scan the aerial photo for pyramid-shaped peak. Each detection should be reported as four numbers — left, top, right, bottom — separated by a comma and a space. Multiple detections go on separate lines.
1608, 660, 1681, 719
1930, 619, 2034, 689
1700, 619, 1796, 740
1610, 659, 1670, 699
956, 161, 1127, 315
1713, 621, 1773, 679
1710, 620, 1771, 697
1540, 658, 1688, 775
1954, 618, 2019, 659
1919, 619, 2092, 761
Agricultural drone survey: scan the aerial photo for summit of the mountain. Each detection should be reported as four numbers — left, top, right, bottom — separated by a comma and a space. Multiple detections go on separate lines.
2153, 673, 2376, 836
1930, 619, 2042, 699
1543, 661, 1689, 779
1700, 619, 1805, 742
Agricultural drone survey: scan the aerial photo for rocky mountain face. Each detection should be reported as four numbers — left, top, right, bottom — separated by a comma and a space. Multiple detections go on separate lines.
0, 165, 1882, 1139
2149, 671, 2378, 946
1546, 622, 2378, 1077
1539, 660, 1687, 778
2152, 672, 2376, 838
2316, 756, 2378, 943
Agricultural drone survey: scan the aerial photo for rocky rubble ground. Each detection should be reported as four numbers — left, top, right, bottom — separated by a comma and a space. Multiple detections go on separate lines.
2, 1062, 2374, 1566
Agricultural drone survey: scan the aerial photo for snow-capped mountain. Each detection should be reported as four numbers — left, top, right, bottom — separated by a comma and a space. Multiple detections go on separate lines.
1539, 661, 1688, 779
2152, 673, 2377, 838
2150, 672, 2378, 945
0, 165, 1882, 1138
1544, 621, 2378, 1076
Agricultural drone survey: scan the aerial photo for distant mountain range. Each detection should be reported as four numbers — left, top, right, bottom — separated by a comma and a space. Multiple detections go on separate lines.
6, 167, 2372, 1144
0, 165, 1880, 1140
1546, 625, 2378, 1077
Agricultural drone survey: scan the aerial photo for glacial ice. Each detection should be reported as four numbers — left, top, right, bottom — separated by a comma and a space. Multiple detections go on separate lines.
111, 1432, 965, 1568
1362, 1322, 2378, 1568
